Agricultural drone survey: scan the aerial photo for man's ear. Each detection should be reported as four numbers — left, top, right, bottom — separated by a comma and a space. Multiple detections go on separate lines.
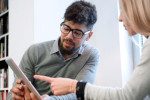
86, 32, 93, 41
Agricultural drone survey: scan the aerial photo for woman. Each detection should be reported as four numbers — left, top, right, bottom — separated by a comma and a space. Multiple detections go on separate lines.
34, 0, 150, 99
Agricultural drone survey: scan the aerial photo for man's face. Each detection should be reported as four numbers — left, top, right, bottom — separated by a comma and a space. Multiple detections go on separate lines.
59, 21, 90, 55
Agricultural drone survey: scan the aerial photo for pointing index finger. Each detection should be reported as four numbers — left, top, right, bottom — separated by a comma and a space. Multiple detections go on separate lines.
34, 75, 54, 83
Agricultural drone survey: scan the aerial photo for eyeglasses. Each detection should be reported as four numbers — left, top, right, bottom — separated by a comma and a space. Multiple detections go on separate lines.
60, 23, 90, 39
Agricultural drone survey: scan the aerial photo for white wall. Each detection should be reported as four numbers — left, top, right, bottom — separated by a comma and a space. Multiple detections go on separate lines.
91, 0, 122, 87
34, 0, 75, 43
9, 0, 34, 89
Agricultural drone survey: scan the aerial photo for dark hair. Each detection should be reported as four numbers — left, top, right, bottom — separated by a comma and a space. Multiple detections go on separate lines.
64, 1, 97, 30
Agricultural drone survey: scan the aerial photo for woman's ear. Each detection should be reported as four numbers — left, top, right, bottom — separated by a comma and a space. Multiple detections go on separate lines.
86, 32, 93, 41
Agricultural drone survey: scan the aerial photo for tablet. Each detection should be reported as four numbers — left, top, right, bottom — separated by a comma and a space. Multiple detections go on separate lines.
5, 57, 42, 100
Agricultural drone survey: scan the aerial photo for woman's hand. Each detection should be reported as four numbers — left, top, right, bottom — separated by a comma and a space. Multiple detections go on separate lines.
34, 75, 78, 96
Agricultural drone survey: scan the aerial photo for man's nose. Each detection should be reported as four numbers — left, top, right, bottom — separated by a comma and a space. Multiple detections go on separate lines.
66, 31, 74, 39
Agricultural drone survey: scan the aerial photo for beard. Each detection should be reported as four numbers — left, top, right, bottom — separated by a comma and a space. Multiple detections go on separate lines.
59, 38, 79, 55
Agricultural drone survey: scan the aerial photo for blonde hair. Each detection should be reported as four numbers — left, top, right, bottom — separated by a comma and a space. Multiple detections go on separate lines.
120, 0, 150, 35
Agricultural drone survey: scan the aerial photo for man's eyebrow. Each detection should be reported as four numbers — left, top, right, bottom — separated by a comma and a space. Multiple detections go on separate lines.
64, 24, 84, 32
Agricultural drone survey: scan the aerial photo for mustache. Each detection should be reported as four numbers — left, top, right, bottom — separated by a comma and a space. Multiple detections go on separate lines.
63, 38, 75, 45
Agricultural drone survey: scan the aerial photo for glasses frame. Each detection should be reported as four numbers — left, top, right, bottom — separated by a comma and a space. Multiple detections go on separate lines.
60, 22, 90, 39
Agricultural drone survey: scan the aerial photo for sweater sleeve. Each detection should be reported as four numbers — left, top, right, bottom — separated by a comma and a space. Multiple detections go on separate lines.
7, 44, 38, 100
44, 93, 77, 100
75, 47, 100, 84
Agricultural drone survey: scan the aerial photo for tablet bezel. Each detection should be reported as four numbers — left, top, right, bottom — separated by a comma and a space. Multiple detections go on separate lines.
5, 57, 42, 100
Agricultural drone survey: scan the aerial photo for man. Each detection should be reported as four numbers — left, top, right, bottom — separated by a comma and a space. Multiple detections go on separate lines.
7, 1, 100, 100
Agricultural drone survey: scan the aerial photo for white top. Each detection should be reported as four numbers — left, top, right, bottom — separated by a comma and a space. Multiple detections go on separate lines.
84, 37, 150, 100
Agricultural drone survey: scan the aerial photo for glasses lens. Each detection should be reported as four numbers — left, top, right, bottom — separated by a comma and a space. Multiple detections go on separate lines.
73, 30, 83, 39
61, 24, 70, 34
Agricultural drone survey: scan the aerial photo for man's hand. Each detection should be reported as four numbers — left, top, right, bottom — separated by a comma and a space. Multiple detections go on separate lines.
11, 79, 24, 100
34, 75, 78, 96
24, 85, 48, 100
24, 85, 32, 100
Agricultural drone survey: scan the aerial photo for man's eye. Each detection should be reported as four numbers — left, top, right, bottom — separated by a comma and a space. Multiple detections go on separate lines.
64, 27, 70, 31
74, 32, 82, 36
